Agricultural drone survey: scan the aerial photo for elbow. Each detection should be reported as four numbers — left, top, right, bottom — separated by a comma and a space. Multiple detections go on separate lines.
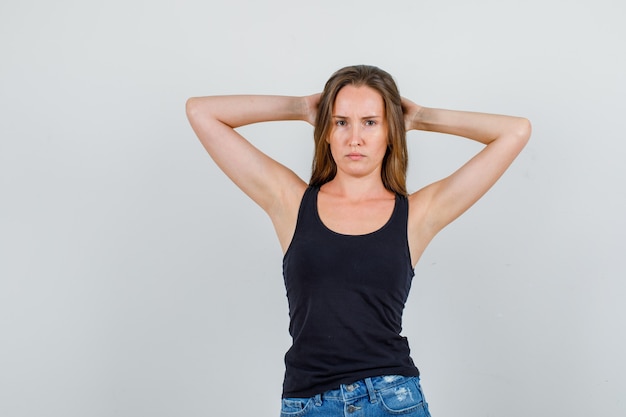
185, 97, 200, 121
513, 117, 532, 146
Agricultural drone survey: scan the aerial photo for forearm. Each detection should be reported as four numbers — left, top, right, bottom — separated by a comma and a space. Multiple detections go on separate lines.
186, 95, 309, 128
410, 107, 530, 145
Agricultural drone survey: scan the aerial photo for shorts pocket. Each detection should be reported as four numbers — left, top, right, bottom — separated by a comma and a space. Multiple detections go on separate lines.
378, 377, 429, 415
280, 397, 312, 417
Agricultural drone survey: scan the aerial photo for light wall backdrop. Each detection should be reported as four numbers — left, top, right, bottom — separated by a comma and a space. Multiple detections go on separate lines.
1, 1, 624, 416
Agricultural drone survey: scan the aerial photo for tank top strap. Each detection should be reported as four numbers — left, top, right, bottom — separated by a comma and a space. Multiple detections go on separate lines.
293, 185, 319, 231
388, 192, 409, 233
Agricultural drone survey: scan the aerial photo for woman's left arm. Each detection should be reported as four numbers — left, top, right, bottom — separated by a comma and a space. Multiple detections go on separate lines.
404, 99, 531, 235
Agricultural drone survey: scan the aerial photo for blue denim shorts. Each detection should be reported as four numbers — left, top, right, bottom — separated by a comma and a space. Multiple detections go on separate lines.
280, 375, 431, 417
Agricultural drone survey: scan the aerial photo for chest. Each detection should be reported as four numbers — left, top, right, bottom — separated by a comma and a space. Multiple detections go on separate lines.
317, 196, 396, 236
284, 190, 413, 295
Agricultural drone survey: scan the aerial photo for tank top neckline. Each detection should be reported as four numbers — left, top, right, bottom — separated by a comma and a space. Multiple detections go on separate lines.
312, 186, 400, 238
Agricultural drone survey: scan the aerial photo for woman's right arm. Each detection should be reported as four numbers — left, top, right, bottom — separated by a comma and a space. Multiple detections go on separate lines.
185, 95, 316, 214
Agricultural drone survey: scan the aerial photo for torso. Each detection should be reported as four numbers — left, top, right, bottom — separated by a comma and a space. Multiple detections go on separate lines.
281, 185, 419, 397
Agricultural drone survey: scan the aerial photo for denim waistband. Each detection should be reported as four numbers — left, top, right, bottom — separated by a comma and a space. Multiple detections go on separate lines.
316, 375, 416, 403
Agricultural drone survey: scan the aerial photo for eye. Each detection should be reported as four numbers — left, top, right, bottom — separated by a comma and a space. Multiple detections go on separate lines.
335, 120, 347, 126
365, 120, 376, 126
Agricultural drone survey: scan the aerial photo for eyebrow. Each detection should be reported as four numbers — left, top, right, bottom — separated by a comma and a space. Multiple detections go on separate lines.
332, 115, 383, 119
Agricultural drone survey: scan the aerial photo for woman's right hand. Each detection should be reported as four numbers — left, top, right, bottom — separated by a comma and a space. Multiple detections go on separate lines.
401, 97, 425, 132
302, 93, 321, 126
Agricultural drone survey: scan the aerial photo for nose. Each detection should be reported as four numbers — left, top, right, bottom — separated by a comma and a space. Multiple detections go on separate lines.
350, 126, 363, 147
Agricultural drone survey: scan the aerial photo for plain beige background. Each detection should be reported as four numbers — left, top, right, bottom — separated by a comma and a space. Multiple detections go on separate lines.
1, 0, 624, 416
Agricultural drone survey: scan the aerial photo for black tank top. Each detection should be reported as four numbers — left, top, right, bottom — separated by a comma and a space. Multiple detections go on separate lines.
281, 186, 420, 398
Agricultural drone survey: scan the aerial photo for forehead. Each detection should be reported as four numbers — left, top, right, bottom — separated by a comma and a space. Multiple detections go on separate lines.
333, 85, 384, 115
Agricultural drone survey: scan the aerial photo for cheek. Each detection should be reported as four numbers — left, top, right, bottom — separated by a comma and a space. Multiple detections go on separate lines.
329, 127, 346, 141
325, 135, 338, 157
327, 130, 345, 148
368, 129, 388, 145
327, 127, 337, 143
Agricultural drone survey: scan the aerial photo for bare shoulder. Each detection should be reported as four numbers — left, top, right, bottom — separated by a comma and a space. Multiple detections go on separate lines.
407, 185, 440, 266
270, 179, 308, 253
277, 178, 308, 217
407, 185, 437, 225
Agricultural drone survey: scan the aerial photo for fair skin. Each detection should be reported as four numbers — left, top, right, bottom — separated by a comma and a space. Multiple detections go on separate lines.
185, 85, 531, 267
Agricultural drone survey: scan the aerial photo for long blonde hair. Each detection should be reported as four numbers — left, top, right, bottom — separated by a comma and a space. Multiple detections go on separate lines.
310, 65, 408, 195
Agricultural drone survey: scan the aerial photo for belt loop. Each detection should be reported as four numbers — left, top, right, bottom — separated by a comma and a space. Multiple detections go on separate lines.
364, 377, 377, 403
314, 393, 322, 406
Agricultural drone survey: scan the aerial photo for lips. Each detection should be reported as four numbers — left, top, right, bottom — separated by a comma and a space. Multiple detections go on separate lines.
347, 153, 364, 160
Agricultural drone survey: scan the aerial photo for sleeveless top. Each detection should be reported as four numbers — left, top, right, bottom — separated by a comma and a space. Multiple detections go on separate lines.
281, 186, 420, 398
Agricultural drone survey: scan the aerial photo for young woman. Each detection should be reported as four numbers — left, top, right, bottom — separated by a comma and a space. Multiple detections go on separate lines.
186, 65, 531, 417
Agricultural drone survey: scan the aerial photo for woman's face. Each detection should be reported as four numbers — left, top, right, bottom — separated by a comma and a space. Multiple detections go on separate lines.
328, 84, 388, 180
